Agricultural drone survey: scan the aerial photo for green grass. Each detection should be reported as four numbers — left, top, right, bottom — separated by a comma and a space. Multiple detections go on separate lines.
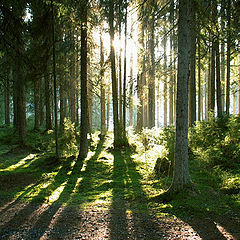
0, 123, 239, 221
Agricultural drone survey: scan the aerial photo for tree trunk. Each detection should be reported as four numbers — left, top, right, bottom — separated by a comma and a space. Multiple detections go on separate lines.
100, 27, 106, 136
216, 40, 222, 117
226, 0, 231, 115
148, 8, 155, 129
60, 77, 66, 129
239, 55, 240, 115
188, 0, 196, 126
70, 26, 76, 123
4, 76, 10, 125
129, 53, 133, 126
109, 0, 123, 148
51, 0, 59, 159
197, 39, 201, 121
169, 0, 174, 125
163, 21, 168, 127
78, 0, 89, 160
169, 0, 191, 193
34, 78, 40, 130
45, 72, 52, 130
123, 5, 127, 135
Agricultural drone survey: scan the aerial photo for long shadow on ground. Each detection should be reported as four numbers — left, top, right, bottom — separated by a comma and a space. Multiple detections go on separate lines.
109, 149, 171, 240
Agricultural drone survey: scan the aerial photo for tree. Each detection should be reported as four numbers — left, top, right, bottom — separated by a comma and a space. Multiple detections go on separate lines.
169, 0, 191, 193
188, 0, 196, 126
78, 0, 89, 160
109, 0, 124, 148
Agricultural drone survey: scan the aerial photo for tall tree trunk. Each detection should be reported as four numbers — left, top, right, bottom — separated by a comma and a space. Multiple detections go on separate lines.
129, 53, 133, 126
100, 28, 106, 136
216, 40, 222, 117
70, 27, 76, 123
60, 78, 65, 129
163, 20, 168, 127
51, 0, 59, 159
76, 51, 80, 125
107, 85, 110, 130
188, 0, 196, 126
78, 0, 89, 160
210, 42, 216, 112
34, 79, 40, 130
109, 0, 123, 148
123, 4, 127, 135
45, 72, 52, 130
4, 76, 10, 125
148, 7, 155, 128
169, 0, 174, 125
169, 0, 191, 193
220, 0, 226, 111
226, 0, 231, 115
239, 55, 240, 115
197, 39, 201, 121
39, 76, 44, 126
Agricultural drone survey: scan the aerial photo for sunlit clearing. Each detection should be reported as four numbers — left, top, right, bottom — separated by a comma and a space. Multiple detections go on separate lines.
1, 153, 37, 171
48, 181, 67, 203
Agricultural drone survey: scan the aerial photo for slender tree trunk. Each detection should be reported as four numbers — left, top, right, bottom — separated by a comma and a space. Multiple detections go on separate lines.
210, 43, 216, 112
107, 85, 110, 130
198, 38, 201, 121
100, 28, 106, 136
220, 0, 226, 112
51, 0, 59, 159
129, 52, 133, 126
45, 72, 52, 130
34, 79, 40, 130
216, 40, 222, 117
123, 5, 127, 135
39, 76, 44, 126
239, 55, 240, 115
118, 4, 123, 126
4, 76, 10, 125
169, 0, 191, 193
148, 8, 155, 128
78, 0, 89, 160
163, 21, 168, 127
60, 76, 66, 129
70, 26, 76, 123
169, 0, 174, 125
226, 0, 231, 115
189, 0, 196, 126
109, 0, 123, 147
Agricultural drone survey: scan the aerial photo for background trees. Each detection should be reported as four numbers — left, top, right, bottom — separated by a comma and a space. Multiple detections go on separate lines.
0, 0, 239, 162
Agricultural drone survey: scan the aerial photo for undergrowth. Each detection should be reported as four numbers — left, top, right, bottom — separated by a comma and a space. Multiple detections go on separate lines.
0, 116, 239, 219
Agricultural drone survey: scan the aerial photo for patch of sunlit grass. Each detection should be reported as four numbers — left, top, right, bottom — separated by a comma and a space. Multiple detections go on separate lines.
48, 181, 67, 203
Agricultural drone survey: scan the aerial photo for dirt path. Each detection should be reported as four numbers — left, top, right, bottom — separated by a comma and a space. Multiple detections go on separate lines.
0, 199, 239, 240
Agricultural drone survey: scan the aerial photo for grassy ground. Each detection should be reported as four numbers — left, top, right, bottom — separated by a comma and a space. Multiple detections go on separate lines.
0, 127, 239, 217
0, 125, 239, 239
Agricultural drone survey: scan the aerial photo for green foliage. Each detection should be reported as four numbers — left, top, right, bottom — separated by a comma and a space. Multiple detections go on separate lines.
58, 118, 79, 157
189, 115, 240, 169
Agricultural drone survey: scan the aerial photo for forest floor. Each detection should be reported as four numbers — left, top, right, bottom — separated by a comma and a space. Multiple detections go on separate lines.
0, 135, 240, 240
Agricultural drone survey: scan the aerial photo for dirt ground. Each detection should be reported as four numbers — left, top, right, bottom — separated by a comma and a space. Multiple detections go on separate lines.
0, 198, 240, 240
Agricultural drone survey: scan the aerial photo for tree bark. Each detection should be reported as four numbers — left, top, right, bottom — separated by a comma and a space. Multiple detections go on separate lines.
70, 26, 76, 123
226, 0, 231, 115
45, 72, 52, 130
188, 0, 196, 126
100, 27, 106, 136
169, 0, 191, 193
148, 7, 155, 129
4, 75, 10, 125
34, 78, 40, 130
109, 0, 123, 148
78, 0, 89, 160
